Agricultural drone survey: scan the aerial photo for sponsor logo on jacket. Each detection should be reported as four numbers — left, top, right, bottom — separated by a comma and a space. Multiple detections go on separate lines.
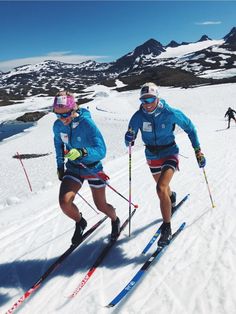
142, 122, 152, 132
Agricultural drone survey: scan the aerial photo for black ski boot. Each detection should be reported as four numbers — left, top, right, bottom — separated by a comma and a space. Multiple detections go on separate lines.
170, 191, 177, 215
111, 217, 120, 241
71, 214, 87, 245
158, 222, 172, 247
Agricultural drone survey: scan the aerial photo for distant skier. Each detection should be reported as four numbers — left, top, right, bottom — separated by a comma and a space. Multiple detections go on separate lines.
224, 107, 236, 129
52, 91, 120, 245
124, 82, 206, 247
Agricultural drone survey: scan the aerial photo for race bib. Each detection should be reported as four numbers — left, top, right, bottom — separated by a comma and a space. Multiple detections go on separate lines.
60, 132, 69, 144
142, 122, 152, 132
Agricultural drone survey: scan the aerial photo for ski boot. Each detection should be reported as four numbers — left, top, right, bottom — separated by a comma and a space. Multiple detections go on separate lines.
71, 214, 87, 245
111, 217, 120, 241
170, 191, 177, 215
158, 222, 172, 247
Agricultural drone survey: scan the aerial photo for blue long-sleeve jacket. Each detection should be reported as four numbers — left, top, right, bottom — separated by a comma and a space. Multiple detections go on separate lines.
53, 108, 106, 176
126, 99, 200, 160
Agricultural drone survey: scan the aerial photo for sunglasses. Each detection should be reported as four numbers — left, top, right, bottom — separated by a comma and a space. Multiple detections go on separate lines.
55, 110, 73, 119
140, 97, 157, 104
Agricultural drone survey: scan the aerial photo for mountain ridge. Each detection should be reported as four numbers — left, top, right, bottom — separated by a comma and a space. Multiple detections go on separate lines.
0, 27, 235, 104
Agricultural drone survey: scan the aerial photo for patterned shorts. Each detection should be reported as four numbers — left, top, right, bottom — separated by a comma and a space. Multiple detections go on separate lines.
63, 170, 108, 188
147, 155, 179, 176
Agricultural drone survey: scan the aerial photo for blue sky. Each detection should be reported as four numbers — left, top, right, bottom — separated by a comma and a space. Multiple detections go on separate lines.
0, 1, 236, 72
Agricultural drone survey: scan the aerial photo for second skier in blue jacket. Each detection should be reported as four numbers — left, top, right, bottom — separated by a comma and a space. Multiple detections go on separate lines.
125, 82, 206, 247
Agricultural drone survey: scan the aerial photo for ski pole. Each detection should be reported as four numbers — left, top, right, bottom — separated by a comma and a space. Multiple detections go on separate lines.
202, 168, 215, 208
79, 162, 138, 209
179, 153, 189, 159
16, 152, 33, 192
77, 192, 99, 214
128, 142, 132, 236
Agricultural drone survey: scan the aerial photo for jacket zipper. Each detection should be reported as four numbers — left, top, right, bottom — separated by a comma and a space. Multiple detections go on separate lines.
152, 115, 157, 145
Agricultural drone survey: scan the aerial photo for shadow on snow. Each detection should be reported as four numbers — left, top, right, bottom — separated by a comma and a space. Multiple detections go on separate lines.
0, 218, 162, 307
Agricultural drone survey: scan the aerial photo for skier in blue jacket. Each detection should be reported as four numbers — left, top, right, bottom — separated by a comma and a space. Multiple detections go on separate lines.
125, 82, 206, 247
53, 91, 120, 244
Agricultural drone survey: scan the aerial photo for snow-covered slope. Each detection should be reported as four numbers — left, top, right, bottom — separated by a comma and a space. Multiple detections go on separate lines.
1, 83, 236, 314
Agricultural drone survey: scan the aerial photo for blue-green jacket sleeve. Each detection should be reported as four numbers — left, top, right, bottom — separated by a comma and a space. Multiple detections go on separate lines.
172, 108, 200, 148
53, 122, 65, 168
125, 111, 142, 146
78, 119, 106, 163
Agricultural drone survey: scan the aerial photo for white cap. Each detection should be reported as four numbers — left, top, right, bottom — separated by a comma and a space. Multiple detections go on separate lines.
140, 82, 159, 98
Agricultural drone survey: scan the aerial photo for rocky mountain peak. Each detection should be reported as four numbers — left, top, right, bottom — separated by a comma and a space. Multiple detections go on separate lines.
133, 38, 165, 56
198, 35, 211, 42
165, 40, 180, 48
111, 38, 165, 73
223, 27, 236, 44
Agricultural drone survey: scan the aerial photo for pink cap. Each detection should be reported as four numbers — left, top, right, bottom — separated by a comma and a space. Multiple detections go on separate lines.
53, 94, 76, 110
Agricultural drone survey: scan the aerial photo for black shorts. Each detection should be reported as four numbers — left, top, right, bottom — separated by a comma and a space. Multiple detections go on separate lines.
63, 171, 106, 188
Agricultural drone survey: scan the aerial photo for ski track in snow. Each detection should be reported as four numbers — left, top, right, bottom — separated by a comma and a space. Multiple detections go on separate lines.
1, 84, 236, 314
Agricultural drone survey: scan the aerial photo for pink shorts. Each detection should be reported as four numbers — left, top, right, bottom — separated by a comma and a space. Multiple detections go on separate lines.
147, 155, 179, 175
